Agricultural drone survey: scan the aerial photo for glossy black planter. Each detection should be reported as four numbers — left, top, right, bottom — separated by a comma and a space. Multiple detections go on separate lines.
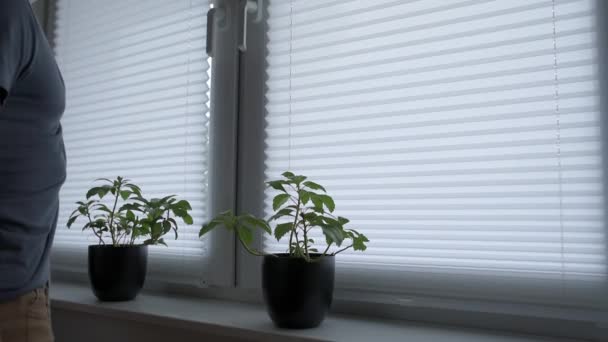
88, 244, 148, 301
262, 254, 335, 329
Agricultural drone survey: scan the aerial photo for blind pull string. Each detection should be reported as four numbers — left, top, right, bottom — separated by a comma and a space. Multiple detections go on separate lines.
287, 0, 294, 172
551, 0, 566, 295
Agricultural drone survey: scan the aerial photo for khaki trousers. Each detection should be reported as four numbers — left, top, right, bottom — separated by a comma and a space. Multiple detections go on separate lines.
0, 288, 53, 342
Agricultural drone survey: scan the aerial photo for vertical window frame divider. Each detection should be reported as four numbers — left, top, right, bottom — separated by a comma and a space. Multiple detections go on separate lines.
235, 0, 268, 288
205, 0, 242, 287
595, 0, 608, 312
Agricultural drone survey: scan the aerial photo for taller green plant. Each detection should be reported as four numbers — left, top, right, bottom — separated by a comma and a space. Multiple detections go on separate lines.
67, 177, 193, 247
200, 172, 368, 262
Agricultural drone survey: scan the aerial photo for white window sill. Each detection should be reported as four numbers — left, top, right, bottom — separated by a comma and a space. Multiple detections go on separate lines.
50, 282, 577, 342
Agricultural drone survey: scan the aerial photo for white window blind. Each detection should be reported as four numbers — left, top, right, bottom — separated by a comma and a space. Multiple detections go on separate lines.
52, 0, 211, 285
264, 0, 606, 308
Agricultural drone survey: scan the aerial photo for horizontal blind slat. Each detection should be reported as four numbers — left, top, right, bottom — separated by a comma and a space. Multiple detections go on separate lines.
263, 0, 606, 308
54, 0, 211, 284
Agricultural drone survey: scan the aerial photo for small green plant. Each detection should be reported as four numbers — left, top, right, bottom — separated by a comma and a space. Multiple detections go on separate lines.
67, 176, 193, 247
200, 172, 368, 261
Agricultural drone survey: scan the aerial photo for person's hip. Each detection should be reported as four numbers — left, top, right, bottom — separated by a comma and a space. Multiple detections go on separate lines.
0, 287, 54, 342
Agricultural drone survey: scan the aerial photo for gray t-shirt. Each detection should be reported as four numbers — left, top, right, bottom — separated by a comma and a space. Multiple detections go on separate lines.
0, 0, 66, 301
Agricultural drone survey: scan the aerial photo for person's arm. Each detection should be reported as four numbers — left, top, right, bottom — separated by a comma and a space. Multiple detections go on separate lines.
0, 0, 31, 108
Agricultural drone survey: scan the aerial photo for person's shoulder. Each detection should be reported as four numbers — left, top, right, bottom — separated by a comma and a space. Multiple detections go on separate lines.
0, 0, 31, 20
0, 0, 35, 36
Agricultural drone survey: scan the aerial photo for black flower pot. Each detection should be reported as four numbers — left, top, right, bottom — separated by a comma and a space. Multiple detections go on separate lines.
88, 244, 148, 301
262, 253, 335, 329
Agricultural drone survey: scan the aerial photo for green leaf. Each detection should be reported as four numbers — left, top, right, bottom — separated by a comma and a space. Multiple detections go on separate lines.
240, 214, 272, 235
320, 195, 335, 212
236, 226, 253, 245
93, 204, 113, 214
321, 216, 339, 227
86, 187, 101, 199
126, 210, 136, 221
347, 229, 369, 251
173, 208, 188, 218
199, 219, 222, 237
291, 175, 307, 185
152, 222, 162, 235
352, 235, 368, 251
182, 214, 194, 225
120, 190, 131, 200
303, 181, 326, 192
272, 193, 290, 211
174, 200, 192, 210
311, 194, 324, 211
98, 185, 112, 198
337, 216, 350, 225
157, 238, 167, 247
268, 208, 293, 222
139, 224, 151, 235
69, 208, 80, 219
267, 180, 287, 192
125, 184, 142, 196
282, 171, 295, 179
66, 215, 78, 228
120, 203, 141, 212
162, 220, 171, 231
132, 196, 150, 205
161, 195, 176, 202
301, 211, 318, 221
299, 189, 311, 205
274, 222, 293, 241
321, 225, 344, 247
221, 214, 236, 231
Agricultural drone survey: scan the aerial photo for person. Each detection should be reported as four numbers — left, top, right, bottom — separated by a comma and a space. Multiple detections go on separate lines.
0, 0, 66, 340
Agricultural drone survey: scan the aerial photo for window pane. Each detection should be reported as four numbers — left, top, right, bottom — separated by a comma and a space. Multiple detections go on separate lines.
263, 0, 605, 308
53, 0, 211, 285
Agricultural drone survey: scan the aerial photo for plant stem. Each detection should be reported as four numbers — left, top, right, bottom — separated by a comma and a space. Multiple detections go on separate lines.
302, 216, 310, 261
322, 243, 332, 256
332, 244, 353, 255
293, 229, 302, 257
130, 221, 137, 245
288, 184, 302, 257
86, 208, 104, 245
108, 184, 121, 246
236, 231, 270, 257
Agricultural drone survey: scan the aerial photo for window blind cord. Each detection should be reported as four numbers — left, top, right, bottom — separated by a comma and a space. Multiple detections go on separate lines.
287, 0, 293, 171
551, 0, 566, 296
183, 0, 193, 279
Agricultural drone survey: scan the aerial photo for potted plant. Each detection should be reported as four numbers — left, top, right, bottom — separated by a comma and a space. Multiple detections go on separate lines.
200, 172, 368, 329
67, 176, 193, 301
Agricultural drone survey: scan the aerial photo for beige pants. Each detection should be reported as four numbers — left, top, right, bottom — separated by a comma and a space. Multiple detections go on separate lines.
0, 288, 53, 342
